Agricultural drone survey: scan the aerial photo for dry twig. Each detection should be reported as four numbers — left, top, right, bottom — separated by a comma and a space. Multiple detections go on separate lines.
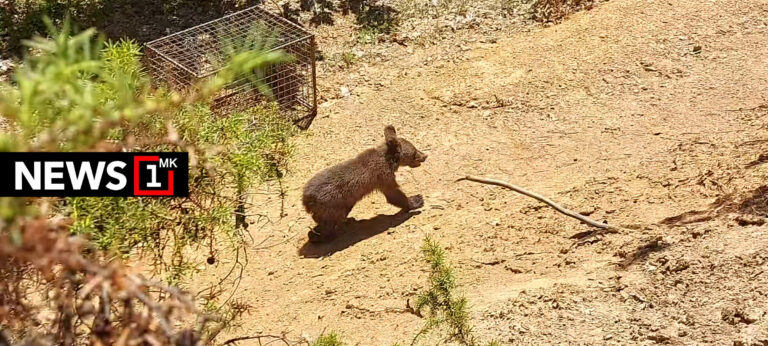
457, 175, 621, 232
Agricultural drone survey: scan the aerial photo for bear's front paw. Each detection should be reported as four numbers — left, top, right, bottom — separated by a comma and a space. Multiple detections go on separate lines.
308, 230, 336, 243
408, 195, 424, 210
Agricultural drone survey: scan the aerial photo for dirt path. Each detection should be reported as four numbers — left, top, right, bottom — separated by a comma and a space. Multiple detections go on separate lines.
199, 0, 768, 344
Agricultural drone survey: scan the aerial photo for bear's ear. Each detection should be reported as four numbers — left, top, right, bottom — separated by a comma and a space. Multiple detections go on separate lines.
384, 125, 398, 148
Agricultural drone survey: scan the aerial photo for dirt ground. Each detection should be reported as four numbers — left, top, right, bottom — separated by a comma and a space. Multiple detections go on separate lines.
192, 0, 768, 344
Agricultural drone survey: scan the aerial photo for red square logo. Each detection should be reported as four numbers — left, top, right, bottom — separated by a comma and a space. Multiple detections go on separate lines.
133, 156, 174, 196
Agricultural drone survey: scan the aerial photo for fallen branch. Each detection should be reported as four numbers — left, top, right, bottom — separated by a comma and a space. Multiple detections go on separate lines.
456, 175, 620, 232
221, 334, 296, 345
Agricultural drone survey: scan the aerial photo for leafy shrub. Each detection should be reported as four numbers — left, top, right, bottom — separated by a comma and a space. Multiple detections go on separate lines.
355, 3, 400, 35
1, 21, 295, 283
0, 19, 295, 342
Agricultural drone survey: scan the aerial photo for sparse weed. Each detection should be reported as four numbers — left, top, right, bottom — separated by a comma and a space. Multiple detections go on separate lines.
342, 51, 358, 67
313, 332, 344, 346
414, 236, 477, 346
358, 27, 381, 44
410, 236, 504, 346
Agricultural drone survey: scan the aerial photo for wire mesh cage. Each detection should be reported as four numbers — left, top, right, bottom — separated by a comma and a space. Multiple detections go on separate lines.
144, 6, 317, 128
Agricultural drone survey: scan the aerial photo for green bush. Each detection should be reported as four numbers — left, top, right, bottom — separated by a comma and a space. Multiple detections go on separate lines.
313, 332, 344, 346
0, 19, 295, 285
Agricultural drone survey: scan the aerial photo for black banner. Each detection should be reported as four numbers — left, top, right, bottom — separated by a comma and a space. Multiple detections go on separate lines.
0, 152, 189, 197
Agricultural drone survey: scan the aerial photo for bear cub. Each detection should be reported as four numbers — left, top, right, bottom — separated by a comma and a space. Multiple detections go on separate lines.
302, 125, 428, 243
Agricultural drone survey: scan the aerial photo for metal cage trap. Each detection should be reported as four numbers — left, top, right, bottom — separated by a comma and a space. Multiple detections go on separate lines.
144, 6, 317, 128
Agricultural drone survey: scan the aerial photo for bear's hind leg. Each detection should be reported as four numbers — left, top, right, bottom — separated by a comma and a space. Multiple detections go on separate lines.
308, 224, 339, 243
307, 206, 349, 243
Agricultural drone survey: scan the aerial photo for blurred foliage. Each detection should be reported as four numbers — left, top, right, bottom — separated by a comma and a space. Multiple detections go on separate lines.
0, 16, 297, 343
0, 18, 294, 282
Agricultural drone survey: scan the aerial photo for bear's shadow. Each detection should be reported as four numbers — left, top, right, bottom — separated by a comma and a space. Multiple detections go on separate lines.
298, 210, 420, 258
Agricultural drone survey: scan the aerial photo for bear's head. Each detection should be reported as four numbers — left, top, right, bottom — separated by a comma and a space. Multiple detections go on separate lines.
384, 125, 428, 168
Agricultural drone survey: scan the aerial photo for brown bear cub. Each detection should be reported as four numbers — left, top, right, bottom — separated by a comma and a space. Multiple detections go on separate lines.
302, 125, 428, 243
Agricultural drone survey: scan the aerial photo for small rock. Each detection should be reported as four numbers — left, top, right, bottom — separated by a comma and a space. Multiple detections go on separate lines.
640, 61, 657, 71
736, 215, 766, 226
0, 59, 13, 73
664, 258, 690, 273
743, 308, 765, 324
722, 306, 762, 325
647, 334, 670, 343
692, 45, 702, 54
340, 87, 351, 98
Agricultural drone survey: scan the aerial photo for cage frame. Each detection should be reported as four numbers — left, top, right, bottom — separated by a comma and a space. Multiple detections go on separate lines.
143, 5, 317, 128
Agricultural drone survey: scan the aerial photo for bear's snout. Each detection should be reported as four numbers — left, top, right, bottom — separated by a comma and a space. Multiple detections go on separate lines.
410, 152, 427, 167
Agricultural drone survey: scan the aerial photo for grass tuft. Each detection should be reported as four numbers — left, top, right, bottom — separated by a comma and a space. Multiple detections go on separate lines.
313, 332, 344, 346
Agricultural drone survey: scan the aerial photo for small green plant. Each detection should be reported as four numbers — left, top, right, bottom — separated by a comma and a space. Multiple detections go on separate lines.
341, 51, 358, 67
358, 27, 380, 44
313, 332, 344, 346
411, 237, 503, 346
413, 236, 476, 346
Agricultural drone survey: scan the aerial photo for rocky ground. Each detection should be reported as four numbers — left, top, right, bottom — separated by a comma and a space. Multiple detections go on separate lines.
182, 0, 767, 344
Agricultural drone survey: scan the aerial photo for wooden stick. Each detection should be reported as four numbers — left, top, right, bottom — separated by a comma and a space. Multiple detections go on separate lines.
457, 175, 619, 231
